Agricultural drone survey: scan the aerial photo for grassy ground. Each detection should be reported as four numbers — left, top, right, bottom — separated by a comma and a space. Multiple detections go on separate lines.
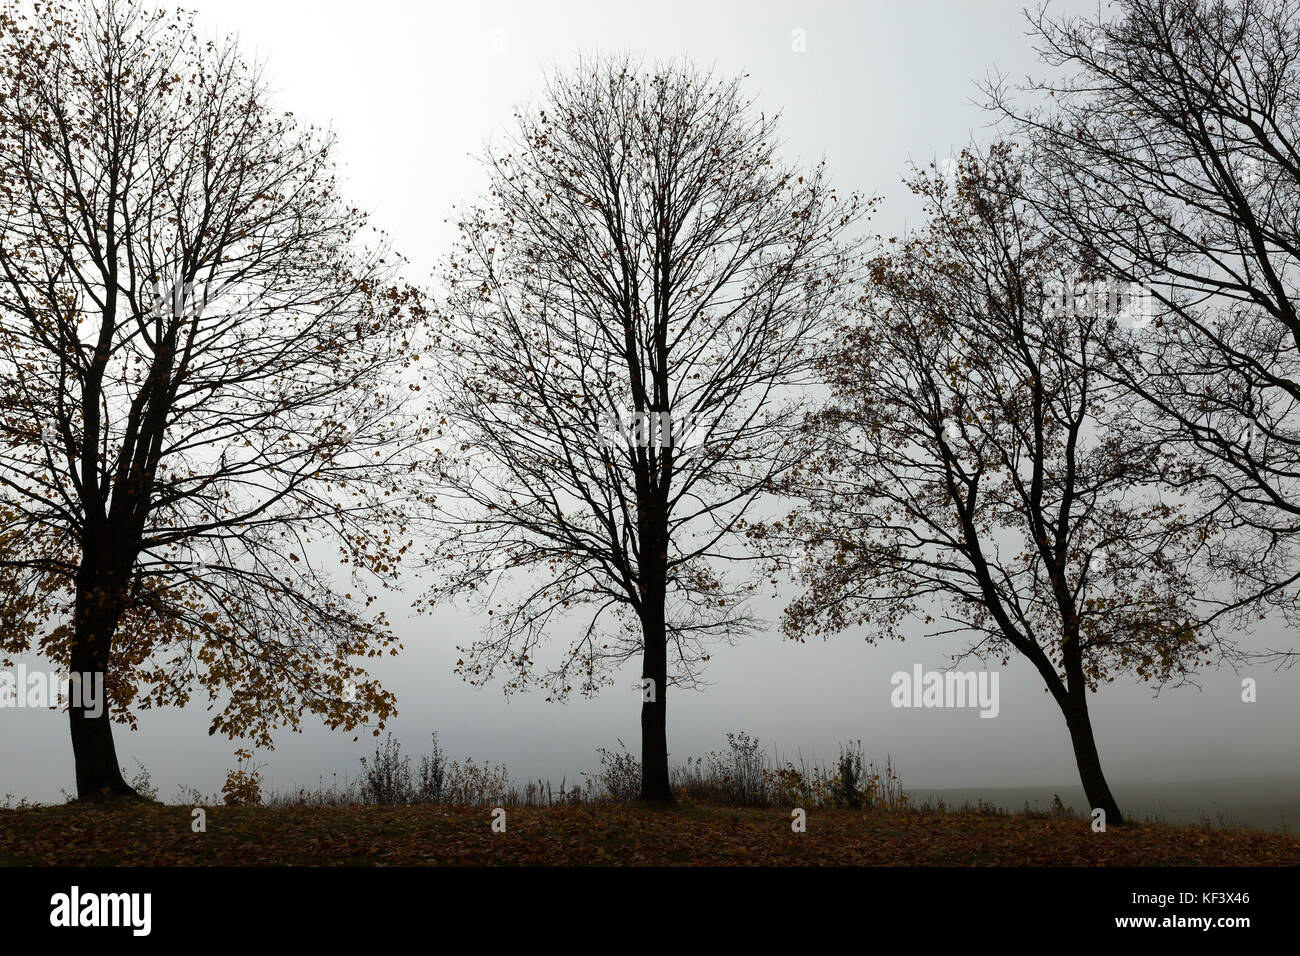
2, 802, 1298, 865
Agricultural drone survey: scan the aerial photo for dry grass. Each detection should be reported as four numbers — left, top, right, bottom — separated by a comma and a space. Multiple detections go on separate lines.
2, 801, 1297, 866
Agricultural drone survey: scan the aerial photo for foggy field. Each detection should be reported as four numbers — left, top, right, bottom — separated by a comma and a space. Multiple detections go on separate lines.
909, 777, 1300, 835
3, 802, 1298, 867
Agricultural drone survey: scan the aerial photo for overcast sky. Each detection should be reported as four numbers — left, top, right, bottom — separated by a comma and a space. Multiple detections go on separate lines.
5, 0, 1298, 804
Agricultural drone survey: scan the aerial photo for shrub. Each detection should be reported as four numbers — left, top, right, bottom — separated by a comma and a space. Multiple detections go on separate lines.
415, 732, 447, 804
590, 739, 641, 802
221, 749, 263, 807
121, 758, 159, 802
358, 733, 414, 806
243, 729, 906, 811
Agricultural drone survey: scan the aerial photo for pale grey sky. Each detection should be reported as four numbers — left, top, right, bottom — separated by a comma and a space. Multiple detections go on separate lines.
4, 0, 1297, 805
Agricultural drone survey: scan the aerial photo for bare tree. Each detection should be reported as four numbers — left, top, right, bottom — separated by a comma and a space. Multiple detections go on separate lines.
989, 0, 1300, 650
772, 145, 1228, 825
424, 54, 864, 802
0, 0, 426, 798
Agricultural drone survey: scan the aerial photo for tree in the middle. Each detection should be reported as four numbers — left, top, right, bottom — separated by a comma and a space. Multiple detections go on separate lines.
425, 55, 863, 802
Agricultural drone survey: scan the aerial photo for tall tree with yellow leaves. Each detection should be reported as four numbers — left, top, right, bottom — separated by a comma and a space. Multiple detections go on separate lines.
0, 0, 426, 798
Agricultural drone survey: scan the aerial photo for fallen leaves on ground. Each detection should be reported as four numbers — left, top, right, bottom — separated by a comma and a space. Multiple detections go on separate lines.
1, 803, 1296, 866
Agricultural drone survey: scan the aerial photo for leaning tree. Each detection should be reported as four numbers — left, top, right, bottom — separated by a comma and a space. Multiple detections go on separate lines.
990, 0, 1300, 646
0, 0, 426, 798
771, 145, 1232, 825
424, 54, 864, 802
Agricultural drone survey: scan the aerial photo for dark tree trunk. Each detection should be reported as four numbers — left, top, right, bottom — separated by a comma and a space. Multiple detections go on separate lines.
68, 556, 138, 801
1038, 620, 1125, 826
68, 688, 134, 800
1061, 695, 1124, 826
639, 593, 671, 803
